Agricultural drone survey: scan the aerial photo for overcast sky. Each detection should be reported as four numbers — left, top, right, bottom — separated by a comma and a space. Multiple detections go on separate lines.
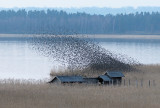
0, 0, 160, 8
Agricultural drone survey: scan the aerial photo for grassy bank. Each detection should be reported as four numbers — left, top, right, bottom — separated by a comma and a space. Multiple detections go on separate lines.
0, 65, 160, 108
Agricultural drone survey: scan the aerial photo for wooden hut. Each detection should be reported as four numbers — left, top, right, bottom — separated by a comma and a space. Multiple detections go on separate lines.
83, 78, 99, 84
48, 76, 84, 84
104, 71, 125, 84
98, 75, 111, 84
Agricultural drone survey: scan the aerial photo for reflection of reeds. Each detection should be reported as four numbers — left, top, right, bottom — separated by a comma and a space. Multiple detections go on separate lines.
31, 35, 137, 73
1, 65, 160, 108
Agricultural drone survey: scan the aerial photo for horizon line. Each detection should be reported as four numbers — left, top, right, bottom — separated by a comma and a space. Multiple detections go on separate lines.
1, 6, 160, 9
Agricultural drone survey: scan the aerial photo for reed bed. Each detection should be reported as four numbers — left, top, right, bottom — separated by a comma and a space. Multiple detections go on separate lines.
0, 83, 159, 108
0, 65, 160, 108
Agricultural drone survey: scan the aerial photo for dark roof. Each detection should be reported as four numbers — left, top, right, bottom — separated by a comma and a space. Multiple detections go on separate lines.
99, 75, 111, 81
56, 76, 84, 83
105, 71, 125, 78
83, 78, 99, 83
83, 78, 98, 80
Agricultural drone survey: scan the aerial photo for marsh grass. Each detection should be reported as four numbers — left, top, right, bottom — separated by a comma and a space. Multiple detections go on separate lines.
50, 67, 105, 77
124, 65, 160, 84
0, 65, 160, 108
0, 83, 160, 108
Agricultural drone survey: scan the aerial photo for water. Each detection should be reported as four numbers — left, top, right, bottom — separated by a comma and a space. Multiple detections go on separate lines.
0, 37, 53, 80
0, 36, 160, 79
98, 38, 160, 64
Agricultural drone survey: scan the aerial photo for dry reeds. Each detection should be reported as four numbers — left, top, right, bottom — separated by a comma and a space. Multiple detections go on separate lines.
0, 65, 160, 108
50, 67, 105, 77
0, 82, 160, 108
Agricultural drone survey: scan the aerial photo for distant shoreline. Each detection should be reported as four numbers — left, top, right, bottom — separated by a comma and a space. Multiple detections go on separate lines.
0, 34, 160, 40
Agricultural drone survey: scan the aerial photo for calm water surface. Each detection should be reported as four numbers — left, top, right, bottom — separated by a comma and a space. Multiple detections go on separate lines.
0, 36, 160, 79
98, 38, 160, 64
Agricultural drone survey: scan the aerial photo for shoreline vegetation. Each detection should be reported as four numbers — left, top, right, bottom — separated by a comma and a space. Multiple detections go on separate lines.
0, 34, 160, 39
50, 64, 160, 80
1, 10, 160, 35
0, 65, 160, 108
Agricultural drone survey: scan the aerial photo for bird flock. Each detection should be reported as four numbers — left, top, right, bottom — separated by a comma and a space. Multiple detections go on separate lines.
30, 35, 137, 72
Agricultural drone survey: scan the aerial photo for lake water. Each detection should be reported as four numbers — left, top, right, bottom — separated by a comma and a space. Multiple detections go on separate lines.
0, 36, 160, 79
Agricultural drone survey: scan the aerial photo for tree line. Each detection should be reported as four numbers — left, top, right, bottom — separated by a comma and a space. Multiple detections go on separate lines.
0, 9, 160, 34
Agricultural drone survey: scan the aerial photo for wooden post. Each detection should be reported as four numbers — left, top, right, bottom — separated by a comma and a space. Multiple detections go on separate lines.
149, 80, 150, 87
141, 79, 143, 87
136, 80, 138, 87
128, 79, 130, 86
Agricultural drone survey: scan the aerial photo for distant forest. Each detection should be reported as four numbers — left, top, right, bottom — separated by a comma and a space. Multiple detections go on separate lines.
0, 9, 160, 34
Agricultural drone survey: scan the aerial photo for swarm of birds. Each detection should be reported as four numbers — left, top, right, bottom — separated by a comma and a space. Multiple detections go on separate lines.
30, 34, 137, 72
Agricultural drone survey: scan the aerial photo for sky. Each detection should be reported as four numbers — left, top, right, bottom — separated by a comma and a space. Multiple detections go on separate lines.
0, 0, 160, 8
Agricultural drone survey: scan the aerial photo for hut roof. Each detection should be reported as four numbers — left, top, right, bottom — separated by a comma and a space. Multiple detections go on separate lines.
83, 78, 99, 84
55, 76, 84, 83
105, 71, 125, 78
99, 75, 111, 81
